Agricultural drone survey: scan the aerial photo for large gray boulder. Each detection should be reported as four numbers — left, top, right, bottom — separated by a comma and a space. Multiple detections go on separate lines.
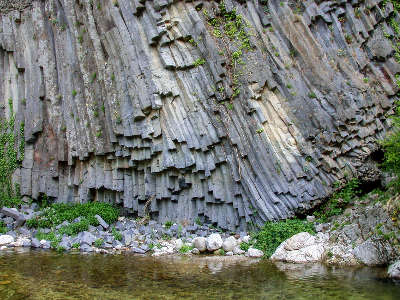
1, 207, 26, 227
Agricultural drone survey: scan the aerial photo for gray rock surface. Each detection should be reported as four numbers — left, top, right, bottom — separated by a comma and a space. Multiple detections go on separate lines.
388, 261, 400, 280
0, 0, 397, 230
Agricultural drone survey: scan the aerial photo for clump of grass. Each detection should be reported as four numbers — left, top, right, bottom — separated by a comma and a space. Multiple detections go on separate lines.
164, 221, 173, 229
193, 58, 206, 67
179, 245, 194, 253
94, 238, 104, 247
111, 227, 122, 241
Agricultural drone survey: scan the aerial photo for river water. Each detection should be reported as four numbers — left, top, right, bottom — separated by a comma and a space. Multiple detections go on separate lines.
0, 249, 399, 299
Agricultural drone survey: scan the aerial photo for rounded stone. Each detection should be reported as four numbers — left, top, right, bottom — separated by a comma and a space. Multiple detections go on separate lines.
206, 233, 223, 251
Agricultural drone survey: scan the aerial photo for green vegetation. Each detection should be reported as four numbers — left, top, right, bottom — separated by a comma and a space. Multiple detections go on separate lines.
111, 227, 122, 241
240, 241, 250, 251
94, 238, 104, 247
193, 58, 206, 67
26, 202, 119, 236
164, 221, 173, 229
0, 100, 24, 208
204, 1, 252, 99
313, 178, 360, 222
179, 244, 194, 254
215, 249, 226, 256
72, 242, 80, 249
308, 92, 317, 99
253, 219, 315, 257
256, 128, 264, 134
0, 220, 8, 234
72, 90, 77, 97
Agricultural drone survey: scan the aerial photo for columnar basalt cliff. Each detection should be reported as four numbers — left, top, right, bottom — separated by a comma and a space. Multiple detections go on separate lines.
0, 0, 398, 230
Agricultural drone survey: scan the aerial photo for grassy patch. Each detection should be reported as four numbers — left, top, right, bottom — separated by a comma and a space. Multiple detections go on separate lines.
0, 221, 8, 234
26, 202, 119, 236
111, 227, 122, 241
179, 244, 194, 253
253, 219, 315, 258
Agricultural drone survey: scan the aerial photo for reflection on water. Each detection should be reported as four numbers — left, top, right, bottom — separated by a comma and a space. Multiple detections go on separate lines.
0, 249, 399, 299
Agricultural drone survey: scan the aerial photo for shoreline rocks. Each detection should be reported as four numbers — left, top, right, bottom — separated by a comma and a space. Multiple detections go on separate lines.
0, 205, 263, 259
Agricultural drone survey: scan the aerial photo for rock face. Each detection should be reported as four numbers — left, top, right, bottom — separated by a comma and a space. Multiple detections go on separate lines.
0, 0, 398, 230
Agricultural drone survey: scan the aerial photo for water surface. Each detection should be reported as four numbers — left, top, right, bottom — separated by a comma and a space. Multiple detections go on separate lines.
0, 249, 399, 299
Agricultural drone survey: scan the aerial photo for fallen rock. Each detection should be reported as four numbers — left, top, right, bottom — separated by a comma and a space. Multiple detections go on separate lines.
193, 237, 207, 252
191, 248, 200, 254
353, 239, 387, 266
233, 246, 245, 255
222, 236, 237, 252
206, 233, 223, 251
174, 239, 183, 250
0, 235, 14, 245
1, 207, 26, 227
95, 215, 109, 229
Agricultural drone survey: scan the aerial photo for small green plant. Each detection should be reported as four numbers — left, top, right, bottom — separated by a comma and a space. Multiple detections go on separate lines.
215, 249, 225, 256
94, 238, 104, 247
112, 227, 122, 241
95, 130, 102, 138
363, 77, 369, 83
164, 221, 173, 229
90, 72, 97, 83
253, 219, 315, 257
72, 90, 77, 97
113, 0, 119, 7
193, 58, 206, 67
256, 128, 264, 134
308, 92, 317, 99
72, 242, 80, 249
195, 217, 202, 226
0, 221, 8, 234
179, 245, 194, 253
344, 34, 352, 44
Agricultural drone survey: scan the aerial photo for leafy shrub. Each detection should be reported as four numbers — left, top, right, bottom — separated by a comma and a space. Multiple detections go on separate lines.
253, 219, 315, 258
164, 221, 173, 229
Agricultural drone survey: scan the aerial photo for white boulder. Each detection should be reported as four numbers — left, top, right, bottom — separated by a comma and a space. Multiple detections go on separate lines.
0, 235, 14, 246
270, 232, 325, 263
248, 247, 264, 258
206, 233, 223, 251
193, 237, 207, 252
222, 236, 237, 252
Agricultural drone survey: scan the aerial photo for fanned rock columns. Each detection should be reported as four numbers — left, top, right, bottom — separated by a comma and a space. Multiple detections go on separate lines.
0, 0, 399, 230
